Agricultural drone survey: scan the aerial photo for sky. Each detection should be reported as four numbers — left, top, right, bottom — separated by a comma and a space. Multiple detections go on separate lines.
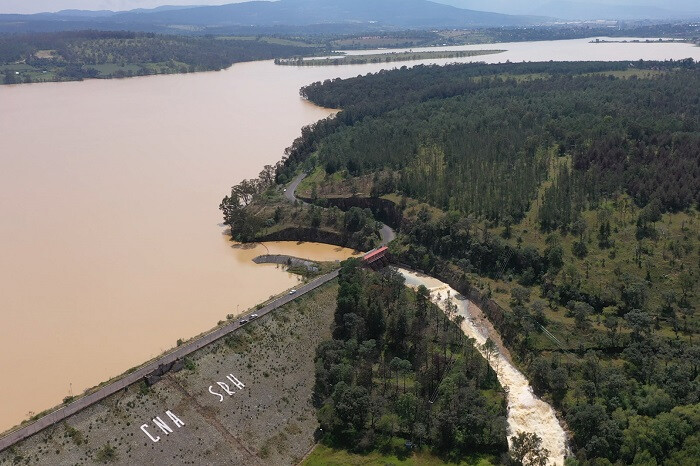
0, 0, 696, 15
0, 0, 248, 14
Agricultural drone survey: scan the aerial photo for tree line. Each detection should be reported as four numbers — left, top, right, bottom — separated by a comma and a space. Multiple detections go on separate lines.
0, 30, 324, 84
314, 259, 517, 462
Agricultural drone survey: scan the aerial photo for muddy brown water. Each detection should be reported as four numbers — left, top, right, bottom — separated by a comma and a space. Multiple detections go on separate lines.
1, 37, 699, 433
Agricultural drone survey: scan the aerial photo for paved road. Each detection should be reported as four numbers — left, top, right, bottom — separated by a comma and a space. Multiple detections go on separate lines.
284, 172, 306, 203
286, 173, 397, 246
0, 270, 339, 453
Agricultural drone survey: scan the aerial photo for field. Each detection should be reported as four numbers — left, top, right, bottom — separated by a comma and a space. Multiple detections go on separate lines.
0, 64, 58, 83
330, 35, 437, 49
217, 36, 322, 48
303, 444, 496, 466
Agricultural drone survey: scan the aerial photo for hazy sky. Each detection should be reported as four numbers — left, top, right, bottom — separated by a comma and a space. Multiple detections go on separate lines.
0, 0, 696, 15
0, 0, 248, 14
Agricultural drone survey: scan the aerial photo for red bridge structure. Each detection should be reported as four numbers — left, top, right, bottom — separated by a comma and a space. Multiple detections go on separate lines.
362, 246, 390, 270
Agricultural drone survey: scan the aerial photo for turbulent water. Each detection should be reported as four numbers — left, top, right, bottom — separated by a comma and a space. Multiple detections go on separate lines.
400, 269, 567, 465
1, 37, 698, 433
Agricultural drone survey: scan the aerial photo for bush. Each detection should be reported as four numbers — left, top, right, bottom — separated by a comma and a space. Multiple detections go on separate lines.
95, 443, 118, 463
184, 357, 196, 371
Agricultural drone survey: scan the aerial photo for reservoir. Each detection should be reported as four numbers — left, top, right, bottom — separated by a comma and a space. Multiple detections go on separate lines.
1, 37, 699, 433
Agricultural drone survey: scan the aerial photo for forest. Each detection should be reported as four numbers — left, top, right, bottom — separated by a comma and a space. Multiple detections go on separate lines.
283, 60, 698, 222
314, 259, 519, 463
0, 31, 323, 84
261, 60, 700, 464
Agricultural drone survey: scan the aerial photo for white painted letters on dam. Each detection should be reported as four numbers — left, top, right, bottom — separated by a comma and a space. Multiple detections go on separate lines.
209, 374, 246, 402
140, 410, 185, 443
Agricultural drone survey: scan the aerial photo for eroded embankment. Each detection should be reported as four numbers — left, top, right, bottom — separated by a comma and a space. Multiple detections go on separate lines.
398, 268, 567, 466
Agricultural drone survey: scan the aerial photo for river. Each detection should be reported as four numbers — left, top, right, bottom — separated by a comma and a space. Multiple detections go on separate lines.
400, 269, 567, 465
0, 37, 698, 433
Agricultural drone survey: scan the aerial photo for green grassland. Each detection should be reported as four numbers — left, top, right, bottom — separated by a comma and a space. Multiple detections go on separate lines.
331, 37, 434, 49
217, 35, 323, 47
303, 443, 496, 466
87, 62, 142, 76
582, 69, 668, 79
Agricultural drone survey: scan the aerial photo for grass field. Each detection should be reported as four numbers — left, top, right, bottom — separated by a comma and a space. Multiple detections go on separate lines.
331, 37, 435, 49
303, 444, 496, 466
217, 35, 323, 47
583, 69, 667, 78
88, 63, 142, 76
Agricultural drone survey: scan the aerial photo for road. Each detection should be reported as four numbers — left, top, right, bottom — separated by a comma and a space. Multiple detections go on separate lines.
284, 172, 306, 204
286, 172, 397, 246
0, 269, 339, 453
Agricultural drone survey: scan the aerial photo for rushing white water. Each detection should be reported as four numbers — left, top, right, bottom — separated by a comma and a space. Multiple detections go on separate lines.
399, 268, 567, 465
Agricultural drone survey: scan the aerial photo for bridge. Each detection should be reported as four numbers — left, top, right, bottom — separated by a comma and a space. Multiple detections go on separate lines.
363, 246, 390, 270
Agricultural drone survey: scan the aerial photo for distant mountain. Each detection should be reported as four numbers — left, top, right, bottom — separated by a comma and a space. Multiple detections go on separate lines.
434, 0, 700, 20
112, 0, 539, 27
52, 10, 116, 18
126, 5, 201, 14
0, 0, 542, 34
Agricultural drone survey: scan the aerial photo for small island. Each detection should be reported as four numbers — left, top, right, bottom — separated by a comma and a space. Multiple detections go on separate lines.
275, 49, 506, 66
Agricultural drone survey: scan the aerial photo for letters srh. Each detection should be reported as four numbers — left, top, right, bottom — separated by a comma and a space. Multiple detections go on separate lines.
208, 374, 246, 402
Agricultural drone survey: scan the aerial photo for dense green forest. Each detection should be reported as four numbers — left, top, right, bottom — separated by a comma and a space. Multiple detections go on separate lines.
253, 60, 700, 464
314, 259, 513, 463
0, 31, 323, 84
299, 62, 698, 221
